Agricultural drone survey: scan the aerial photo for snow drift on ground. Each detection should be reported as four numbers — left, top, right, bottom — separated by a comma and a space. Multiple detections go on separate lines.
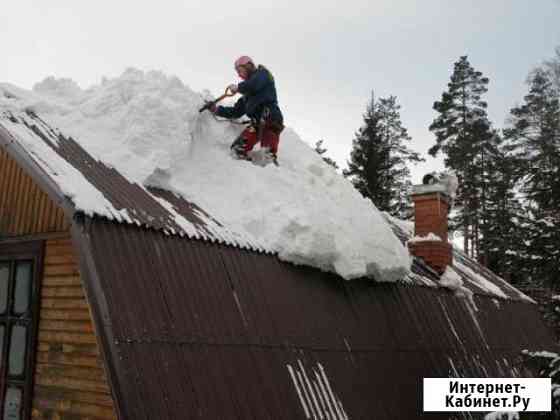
0, 68, 411, 281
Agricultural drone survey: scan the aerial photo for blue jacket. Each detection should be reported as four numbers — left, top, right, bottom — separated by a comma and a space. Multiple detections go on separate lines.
216, 65, 283, 124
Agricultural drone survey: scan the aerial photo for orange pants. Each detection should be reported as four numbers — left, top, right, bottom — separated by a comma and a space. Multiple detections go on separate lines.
241, 122, 281, 155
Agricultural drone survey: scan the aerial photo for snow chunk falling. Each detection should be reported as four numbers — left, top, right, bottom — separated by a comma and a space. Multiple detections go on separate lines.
0, 69, 411, 281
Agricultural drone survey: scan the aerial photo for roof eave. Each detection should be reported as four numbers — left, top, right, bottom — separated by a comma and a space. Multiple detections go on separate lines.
69, 216, 128, 420
0, 122, 76, 219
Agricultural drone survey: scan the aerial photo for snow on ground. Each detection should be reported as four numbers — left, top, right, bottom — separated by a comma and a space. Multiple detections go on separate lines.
0, 69, 411, 281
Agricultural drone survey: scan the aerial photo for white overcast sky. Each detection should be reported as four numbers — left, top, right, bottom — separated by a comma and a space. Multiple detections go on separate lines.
2, 0, 559, 182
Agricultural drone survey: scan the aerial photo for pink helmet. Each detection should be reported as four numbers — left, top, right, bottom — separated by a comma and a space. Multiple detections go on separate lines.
234, 55, 254, 69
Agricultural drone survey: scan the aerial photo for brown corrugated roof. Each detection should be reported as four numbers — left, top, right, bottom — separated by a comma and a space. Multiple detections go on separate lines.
0, 104, 555, 419
0, 109, 268, 252
72, 219, 555, 420
0, 108, 539, 302
386, 216, 534, 302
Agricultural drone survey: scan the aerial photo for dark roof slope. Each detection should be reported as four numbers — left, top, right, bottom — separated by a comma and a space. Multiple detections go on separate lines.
73, 218, 555, 420
0, 108, 536, 303
0, 109, 268, 252
0, 104, 554, 419
386, 216, 534, 302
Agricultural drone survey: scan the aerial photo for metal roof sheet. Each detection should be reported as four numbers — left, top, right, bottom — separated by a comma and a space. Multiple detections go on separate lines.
0, 89, 554, 419
73, 219, 556, 420
0, 109, 268, 252
386, 215, 535, 303
0, 108, 538, 302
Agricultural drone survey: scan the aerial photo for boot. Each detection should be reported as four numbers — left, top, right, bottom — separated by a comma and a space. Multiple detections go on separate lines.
230, 136, 249, 160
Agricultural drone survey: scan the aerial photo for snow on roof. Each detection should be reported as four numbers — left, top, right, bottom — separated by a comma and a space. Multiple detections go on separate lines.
453, 251, 535, 303
408, 233, 442, 243
411, 183, 448, 195
0, 108, 264, 251
0, 69, 411, 281
384, 213, 535, 303
412, 171, 459, 199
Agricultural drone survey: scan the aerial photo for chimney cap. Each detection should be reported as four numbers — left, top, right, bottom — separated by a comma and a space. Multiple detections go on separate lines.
411, 183, 449, 196
422, 172, 440, 185
413, 171, 458, 199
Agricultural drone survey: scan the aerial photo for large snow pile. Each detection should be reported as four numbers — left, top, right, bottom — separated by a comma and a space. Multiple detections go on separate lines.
0, 68, 411, 281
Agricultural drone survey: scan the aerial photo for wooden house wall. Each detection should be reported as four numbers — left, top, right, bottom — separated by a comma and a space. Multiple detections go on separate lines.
0, 148, 117, 419
32, 237, 117, 420
0, 149, 68, 237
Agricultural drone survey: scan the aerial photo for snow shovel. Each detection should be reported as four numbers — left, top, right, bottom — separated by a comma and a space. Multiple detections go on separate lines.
198, 86, 236, 113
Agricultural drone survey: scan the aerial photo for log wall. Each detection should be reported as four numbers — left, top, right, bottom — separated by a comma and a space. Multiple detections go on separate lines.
0, 148, 117, 419
0, 148, 69, 237
31, 237, 117, 420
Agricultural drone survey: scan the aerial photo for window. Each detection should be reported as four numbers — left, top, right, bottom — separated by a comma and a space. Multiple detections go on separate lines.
8, 325, 27, 377
3, 387, 22, 420
0, 242, 42, 420
0, 264, 9, 315
13, 263, 32, 316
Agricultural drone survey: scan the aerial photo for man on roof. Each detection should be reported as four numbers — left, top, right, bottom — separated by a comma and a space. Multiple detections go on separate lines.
210, 56, 284, 163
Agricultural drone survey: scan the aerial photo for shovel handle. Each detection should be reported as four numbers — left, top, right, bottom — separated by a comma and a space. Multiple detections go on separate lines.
223, 85, 236, 97
198, 86, 237, 113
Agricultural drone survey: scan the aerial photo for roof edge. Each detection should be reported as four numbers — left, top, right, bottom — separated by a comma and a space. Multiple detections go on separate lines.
69, 217, 128, 420
0, 122, 76, 219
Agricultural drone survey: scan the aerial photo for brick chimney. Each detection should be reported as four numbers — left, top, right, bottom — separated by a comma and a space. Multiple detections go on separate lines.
407, 182, 453, 274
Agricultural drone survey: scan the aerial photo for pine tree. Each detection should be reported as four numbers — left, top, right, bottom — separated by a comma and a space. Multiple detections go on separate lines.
428, 56, 495, 259
314, 140, 339, 169
543, 46, 560, 95
479, 133, 526, 281
522, 350, 560, 417
344, 93, 423, 218
504, 69, 560, 287
505, 69, 560, 211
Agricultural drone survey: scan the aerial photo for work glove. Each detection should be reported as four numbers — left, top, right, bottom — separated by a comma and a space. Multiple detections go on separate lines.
208, 102, 217, 113
228, 84, 239, 94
